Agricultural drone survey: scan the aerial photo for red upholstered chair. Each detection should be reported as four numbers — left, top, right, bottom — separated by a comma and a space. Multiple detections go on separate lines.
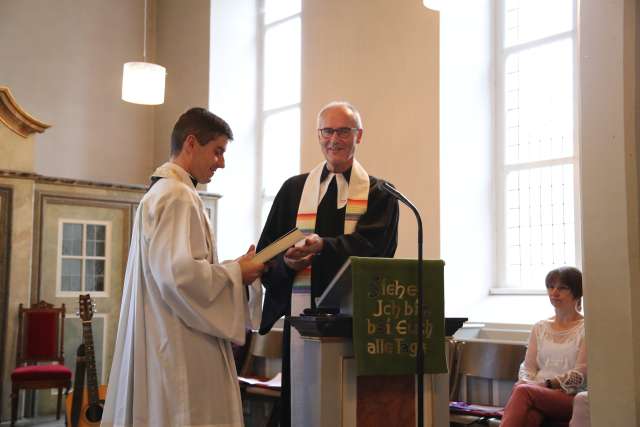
10, 300, 72, 426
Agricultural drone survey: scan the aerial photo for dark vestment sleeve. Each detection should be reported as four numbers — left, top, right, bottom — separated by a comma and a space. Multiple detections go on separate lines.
256, 175, 306, 334
257, 174, 399, 334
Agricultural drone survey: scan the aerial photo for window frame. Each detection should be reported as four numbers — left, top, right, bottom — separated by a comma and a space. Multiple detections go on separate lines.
56, 219, 111, 297
493, 0, 582, 293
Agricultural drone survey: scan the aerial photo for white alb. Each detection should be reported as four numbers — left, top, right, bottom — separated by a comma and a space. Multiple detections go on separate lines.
519, 318, 587, 394
101, 162, 252, 427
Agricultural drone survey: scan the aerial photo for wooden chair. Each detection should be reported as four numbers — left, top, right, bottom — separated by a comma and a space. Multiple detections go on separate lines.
10, 300, 72, 426
238, 329, 283, 427
449, 340, 527, 427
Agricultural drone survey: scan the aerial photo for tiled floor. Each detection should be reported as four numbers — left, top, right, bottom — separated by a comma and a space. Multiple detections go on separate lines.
0, 415, 64, 427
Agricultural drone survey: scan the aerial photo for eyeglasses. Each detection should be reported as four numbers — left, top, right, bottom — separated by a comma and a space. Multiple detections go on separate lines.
318, 127, 359, 139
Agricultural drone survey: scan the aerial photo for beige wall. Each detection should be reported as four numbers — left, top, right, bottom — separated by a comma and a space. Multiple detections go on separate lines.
0, 127, 35, 173
0, 0, 213, 420
301, 0, 440, 260
301, 1, 444, 425
628, 0, 640, 421
580, 0, 640, 425
153, 0, 211, 167
0, 178, 35, 420
0, 0, 154, 185
0, 173, 148, 419
0, 0, 211, 186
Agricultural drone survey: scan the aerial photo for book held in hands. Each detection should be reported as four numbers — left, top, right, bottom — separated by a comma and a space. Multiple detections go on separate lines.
253, 228, 306, 264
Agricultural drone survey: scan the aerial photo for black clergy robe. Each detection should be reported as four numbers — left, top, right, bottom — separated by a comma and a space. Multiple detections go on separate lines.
256, 165, 399, 427
258, 166, 399, 332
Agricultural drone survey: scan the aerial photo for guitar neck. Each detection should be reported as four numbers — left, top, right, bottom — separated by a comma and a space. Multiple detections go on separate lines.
82, 321, 100, 406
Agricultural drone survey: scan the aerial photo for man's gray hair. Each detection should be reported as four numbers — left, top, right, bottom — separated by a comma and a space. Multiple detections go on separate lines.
317, 101, 363, 129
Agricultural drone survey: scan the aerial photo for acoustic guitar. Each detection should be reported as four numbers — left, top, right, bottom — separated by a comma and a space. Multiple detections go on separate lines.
67, 343, 86, 427
65, 294, 107, 427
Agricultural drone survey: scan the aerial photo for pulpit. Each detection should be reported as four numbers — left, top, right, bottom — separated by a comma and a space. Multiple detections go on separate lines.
289, 257, 455, 427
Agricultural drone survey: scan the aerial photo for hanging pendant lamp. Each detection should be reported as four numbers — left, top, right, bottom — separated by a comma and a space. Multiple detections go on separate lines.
422, 0, 442, 10
122, 0, 166, 105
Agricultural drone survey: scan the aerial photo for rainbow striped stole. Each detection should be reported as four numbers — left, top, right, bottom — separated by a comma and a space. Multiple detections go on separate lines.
345, 198, 368, 233
292, 211, 316, 293
292, 160, 370, 292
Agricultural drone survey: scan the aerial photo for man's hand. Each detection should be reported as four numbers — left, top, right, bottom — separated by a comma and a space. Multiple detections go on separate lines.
237, 245, 265, 284
283, 250, 314, 271
282, 234, 324, 271
300, 233, 323, 254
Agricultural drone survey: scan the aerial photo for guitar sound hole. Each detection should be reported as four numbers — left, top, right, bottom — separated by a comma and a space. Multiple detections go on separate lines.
85, 404, 104, 423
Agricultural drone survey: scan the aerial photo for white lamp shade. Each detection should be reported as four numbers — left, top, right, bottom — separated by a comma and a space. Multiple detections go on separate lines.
422, 0, 441, 10
122, 62, 166, 105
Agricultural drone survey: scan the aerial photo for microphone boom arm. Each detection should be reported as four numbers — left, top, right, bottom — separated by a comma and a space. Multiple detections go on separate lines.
381, 181, 425, 427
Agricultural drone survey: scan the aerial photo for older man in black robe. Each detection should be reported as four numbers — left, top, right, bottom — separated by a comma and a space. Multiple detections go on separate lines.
256, 101, 399, 427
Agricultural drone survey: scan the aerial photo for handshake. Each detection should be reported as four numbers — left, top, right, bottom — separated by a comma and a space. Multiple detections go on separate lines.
283, 233, 324, 271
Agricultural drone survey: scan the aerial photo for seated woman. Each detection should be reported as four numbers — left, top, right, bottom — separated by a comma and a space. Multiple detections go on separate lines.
569, 391, 590, 427
501, 266, 587, 427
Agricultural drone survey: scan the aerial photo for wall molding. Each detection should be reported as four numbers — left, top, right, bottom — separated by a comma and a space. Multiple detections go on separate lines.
0, 87, 50, 138
0, 169, 221, 198
0, 186, 13, 419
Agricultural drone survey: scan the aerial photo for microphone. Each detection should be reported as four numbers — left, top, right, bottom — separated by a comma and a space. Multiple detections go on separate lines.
378, 181, 422, 261
378, 180, 426, 427
379, 181, 412, 206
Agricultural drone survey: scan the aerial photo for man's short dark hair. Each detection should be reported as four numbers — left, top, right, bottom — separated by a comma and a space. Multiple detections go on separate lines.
170, 107, 233, 156
545, 266, 583, 300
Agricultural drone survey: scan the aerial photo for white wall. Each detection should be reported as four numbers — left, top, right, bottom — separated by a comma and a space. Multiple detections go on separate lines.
439, 0, 495, 319
302, 0, 440, 261
580, 0, 640, 424
0, 0, 155, 185
209, 0, 260, 261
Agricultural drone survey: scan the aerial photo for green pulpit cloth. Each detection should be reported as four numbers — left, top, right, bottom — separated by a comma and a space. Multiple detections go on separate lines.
351, 257, 446, 376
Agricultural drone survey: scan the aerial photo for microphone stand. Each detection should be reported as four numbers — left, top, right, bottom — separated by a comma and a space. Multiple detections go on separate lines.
381, 181, 425, 427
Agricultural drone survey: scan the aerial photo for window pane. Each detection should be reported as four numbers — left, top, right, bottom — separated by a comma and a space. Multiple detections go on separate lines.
262, 108, 300, 196
61, 259, 82, 291
504, 39, 573, 164
263, 18, 301, 110
96, 225, 105, 240
86, 225, 95, 240
85, 260, 105, 292
62, 223, 83, 256
505, 163, 575, 288
504, 0, 573, 47
86, 224, 106, 256
264, 0, 301, 25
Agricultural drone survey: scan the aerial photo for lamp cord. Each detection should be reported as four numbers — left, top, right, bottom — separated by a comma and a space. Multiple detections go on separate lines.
143, 0, 148, 61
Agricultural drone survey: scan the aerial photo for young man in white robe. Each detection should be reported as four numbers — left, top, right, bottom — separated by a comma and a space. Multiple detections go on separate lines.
101, 107, 265, 427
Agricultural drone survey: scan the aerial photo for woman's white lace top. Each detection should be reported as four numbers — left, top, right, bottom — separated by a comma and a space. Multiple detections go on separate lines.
519, 318, 587, 394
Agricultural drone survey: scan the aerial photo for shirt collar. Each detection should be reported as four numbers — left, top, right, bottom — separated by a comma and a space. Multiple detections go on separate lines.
321, 165, 352, 183
148, 162, 199, 190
